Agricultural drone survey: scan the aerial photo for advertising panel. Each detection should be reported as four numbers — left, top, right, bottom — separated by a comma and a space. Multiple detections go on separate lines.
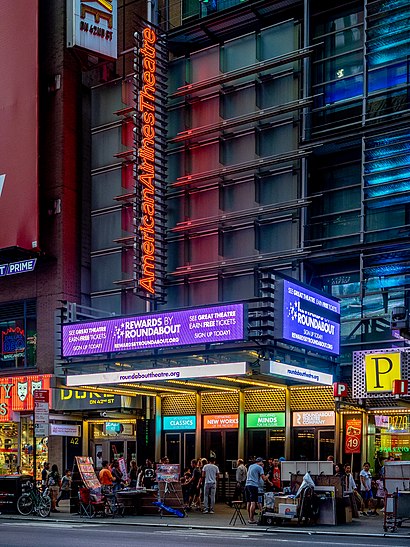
203, 414, 239, 429
344, 418, 362, 454
156, 464, 180, 483
275, 278, 340, 356
163, 416, 196, 430
0, 375, 51, 422
0, 0, 39, 251
62, 303, 245, 357
365, 352, 401, 393
292, 411, 335, 427
67, 0, 117, 60
67, 361, 247, 387
246, 412, 285, 428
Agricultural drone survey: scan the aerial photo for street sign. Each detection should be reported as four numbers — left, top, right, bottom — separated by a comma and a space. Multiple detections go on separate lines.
34, 389, 49, 437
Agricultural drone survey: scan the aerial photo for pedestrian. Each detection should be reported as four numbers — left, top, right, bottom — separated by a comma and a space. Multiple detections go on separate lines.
129, 460, 138, 488
56, 469, 72, 507
48, 464, 62, 513
202, 456, 219, 514
137, 459, 156, 489
233, 458, 247, 501
245, 457, 267, 524
360, 462, 376, 515
334, 463, 345, 479
99, 460, 114, 494
188, 459, 202, 510
268, 458, 281, 492
41, 462, 50, 492
110, 460, 124, 493
181, 467, 192, 507
375, 473, 385, 513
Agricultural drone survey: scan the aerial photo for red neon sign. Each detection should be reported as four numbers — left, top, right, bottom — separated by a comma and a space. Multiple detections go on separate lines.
138, 27, 157, 295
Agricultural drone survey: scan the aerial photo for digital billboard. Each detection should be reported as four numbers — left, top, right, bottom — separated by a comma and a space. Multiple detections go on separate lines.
0, 0, 39, 251
275, 278, 340, 356
62, 303, 245, 357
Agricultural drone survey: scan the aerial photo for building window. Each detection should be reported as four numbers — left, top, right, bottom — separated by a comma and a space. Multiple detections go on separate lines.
0, 300, 36, 370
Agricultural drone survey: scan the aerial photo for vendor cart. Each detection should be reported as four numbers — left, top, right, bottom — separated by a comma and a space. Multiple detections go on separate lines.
383, 490, 410, 532
259, 492, 298, 525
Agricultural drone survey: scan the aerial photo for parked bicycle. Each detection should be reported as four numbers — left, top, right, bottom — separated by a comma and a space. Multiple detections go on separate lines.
17, 482, 51, 517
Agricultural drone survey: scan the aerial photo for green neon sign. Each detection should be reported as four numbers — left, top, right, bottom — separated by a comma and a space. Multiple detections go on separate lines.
246, 412, 285, 428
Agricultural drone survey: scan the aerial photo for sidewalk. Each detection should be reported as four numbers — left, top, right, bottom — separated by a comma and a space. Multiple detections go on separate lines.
1, 501, 409, 538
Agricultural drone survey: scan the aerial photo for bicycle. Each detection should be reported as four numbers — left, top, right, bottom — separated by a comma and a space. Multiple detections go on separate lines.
17, 482, 51, 517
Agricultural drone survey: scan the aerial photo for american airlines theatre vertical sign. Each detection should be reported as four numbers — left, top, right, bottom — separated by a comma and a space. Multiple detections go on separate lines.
134, 22, 167, 301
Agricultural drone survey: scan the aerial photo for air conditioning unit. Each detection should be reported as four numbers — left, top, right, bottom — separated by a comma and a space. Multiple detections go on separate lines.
391, 306, 409, 330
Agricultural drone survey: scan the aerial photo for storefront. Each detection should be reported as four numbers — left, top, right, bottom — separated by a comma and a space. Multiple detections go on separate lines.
353, 348, 410, 468
245, 412, 285, 461
52, 385, 149, 470
162, 415, 196, 471
0, 374, 51, 475
291, 410, 335, 461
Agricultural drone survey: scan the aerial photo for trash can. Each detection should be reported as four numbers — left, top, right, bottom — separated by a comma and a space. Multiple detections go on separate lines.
0, 475, 33, 513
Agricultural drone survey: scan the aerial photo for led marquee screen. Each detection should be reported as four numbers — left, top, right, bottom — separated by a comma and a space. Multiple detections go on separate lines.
275, 278, 340, 356
62, 303, 245, 357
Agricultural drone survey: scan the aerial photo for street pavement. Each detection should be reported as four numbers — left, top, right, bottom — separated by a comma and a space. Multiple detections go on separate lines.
1, 500, 409, 539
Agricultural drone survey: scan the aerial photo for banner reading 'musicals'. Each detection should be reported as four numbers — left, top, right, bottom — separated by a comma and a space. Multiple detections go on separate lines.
134, 21, 168, 302
274, 277, 340, 356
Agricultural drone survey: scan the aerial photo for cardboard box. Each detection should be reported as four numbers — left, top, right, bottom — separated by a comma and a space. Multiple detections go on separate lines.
278, 503, 297, 518
345, 506, 352, 523
273, 496, 297, 512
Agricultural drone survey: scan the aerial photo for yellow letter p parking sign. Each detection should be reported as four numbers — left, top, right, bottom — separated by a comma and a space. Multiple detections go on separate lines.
365, 352, 401, 393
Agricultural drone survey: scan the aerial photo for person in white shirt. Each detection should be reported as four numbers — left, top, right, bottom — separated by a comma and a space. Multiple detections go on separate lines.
202, 457, 219, 514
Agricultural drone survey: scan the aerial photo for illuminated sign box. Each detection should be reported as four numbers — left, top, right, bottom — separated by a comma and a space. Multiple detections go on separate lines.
62, 303, 245, 358
203, 414, 239, 429
0, 375, 52, 422
67, 0, 117, 60
275, 278, 340, 356
67, 361, 248, 387
265, 361, 333, 386
365, 352, 401, 393
163, 416, 196, 430
0, 259, 37, 277
293, 411, 335, 427
246, 413, 285, 428
104, 422, 123, 435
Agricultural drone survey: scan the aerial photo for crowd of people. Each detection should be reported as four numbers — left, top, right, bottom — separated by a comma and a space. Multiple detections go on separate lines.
328, 457, 388, 517
41, 462, 72, 513
39, 453, 392, 521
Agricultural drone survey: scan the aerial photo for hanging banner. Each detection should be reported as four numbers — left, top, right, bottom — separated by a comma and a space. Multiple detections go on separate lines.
345, 418, 362, 454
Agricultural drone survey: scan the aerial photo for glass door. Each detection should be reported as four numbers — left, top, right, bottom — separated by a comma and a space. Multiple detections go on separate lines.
318, 429, 335, 461
165, 433, 181, 465
184, 433, 196, 470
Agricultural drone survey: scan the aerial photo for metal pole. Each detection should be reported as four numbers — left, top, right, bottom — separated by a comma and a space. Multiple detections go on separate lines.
33, 416, 37, 485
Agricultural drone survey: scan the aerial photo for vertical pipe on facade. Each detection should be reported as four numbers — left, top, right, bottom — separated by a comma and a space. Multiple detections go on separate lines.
360, 137, 365, 245
155, 395, 162, 463
195, 392, 201, 458
299, 0, 310, 276
238, 391, 245, 460
362, 0, 368, 127
284, 387, 291, 460
362, 411, 369, 463
334, 401, 340, 460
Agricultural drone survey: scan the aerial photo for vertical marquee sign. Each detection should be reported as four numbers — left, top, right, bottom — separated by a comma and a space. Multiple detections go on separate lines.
134, 21, 168, 301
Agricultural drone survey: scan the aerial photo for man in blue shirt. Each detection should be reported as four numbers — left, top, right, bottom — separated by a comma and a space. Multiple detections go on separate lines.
245, 457, 267, 523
